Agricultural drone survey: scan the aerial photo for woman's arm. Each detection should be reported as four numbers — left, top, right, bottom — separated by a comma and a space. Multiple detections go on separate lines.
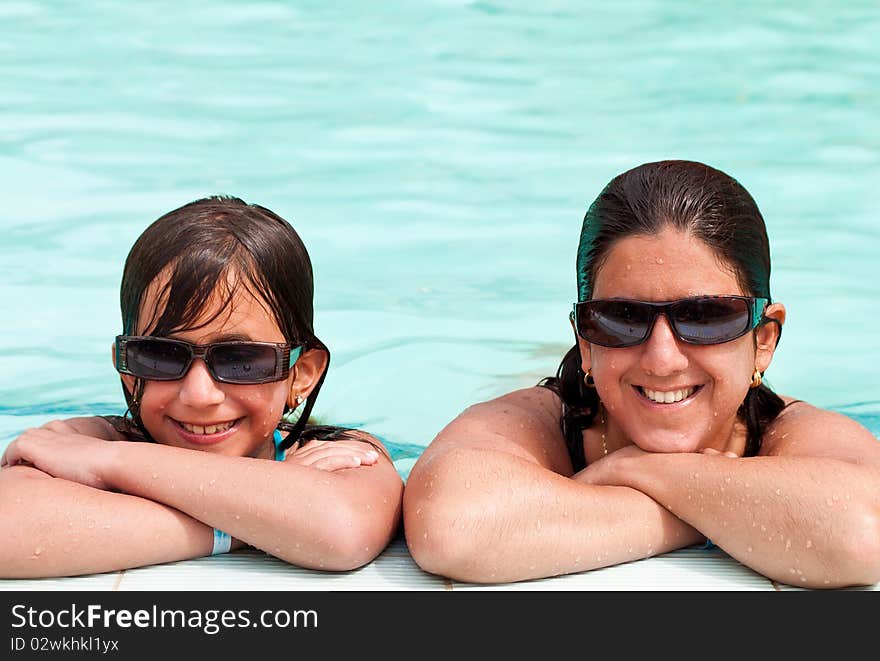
404, 387, 703, 583
581, 403, 880, 588
2, 421, 403, 575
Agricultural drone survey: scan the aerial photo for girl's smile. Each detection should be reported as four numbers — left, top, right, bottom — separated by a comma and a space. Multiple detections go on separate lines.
123, 271, 295, 459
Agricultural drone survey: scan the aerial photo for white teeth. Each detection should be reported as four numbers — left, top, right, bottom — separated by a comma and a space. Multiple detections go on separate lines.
181, 421, 234, 435
642, 387, 695, 404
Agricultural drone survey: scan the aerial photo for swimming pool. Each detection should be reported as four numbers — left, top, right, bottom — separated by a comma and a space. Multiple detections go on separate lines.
1, 1, 878, 472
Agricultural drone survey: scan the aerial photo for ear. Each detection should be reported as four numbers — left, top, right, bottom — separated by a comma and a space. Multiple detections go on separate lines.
111, 342, 137, 396
570, 312, 592, 375
287, 347, 329, 408
755, 302, 786, 373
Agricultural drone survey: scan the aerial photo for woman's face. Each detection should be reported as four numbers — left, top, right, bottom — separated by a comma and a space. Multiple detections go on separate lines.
118, 274, 311, 459
577, 227, 783, 454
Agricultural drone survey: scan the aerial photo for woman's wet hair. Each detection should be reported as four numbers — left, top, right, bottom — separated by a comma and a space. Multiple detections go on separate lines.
543, 160, 785, 466
116, 195, 337, 450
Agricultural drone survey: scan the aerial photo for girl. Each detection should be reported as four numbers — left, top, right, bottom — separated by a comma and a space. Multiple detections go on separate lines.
1, 196, 403, 577
404, 160, 880, 588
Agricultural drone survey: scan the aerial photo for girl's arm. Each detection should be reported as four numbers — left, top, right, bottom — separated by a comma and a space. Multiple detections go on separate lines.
0, 465, 220, 578
580, 403, 880, 588
404, 387, 703, 583
2, 422, 403, 576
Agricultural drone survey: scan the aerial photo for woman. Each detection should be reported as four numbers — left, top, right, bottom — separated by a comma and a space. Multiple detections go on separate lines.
404, 160, 880, 588
1, 196, 402, 577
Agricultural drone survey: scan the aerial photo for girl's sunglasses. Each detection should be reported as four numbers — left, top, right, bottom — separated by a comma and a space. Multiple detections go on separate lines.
115, 335, 303, 384
572, 296, 769, 348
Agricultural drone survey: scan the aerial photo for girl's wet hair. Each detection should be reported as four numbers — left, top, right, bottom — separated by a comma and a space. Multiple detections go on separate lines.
543, 160, 785, 466
117, 195, 335, 450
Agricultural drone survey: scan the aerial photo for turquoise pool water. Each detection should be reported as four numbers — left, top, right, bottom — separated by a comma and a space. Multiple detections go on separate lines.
1, 2, 878, 471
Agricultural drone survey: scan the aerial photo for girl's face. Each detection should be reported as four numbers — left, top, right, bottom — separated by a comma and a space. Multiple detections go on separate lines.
119, 273, 322, 459
576, 227, 784, 454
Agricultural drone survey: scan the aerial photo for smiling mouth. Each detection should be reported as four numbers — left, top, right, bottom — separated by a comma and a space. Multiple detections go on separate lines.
176, 419, 239, 435
636, 385, 701, 404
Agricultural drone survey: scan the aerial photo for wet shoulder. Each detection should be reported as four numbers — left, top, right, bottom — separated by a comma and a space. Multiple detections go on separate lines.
760, 397, 880, 464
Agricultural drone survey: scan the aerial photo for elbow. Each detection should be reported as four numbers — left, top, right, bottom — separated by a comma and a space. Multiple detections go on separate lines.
833, 507, 880, 588
285, 489, 402, 573
403, 462, 492, 583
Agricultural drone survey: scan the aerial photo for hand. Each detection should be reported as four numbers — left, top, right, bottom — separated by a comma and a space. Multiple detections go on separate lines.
1, 424, 116, 490
285, 439, 381, 472
573, 443, 649, 487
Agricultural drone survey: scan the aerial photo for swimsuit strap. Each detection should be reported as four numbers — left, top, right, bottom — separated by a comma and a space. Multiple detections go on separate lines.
273, 428, 286, 462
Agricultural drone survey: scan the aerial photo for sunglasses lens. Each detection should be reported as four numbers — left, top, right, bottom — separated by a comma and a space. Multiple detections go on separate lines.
126, 339, 190, 379
577, 300, 654, 347
209, 344, 280, 383
671, 298, 752, 344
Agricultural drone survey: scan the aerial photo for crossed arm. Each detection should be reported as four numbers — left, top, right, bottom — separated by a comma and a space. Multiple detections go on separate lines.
0, 417, 403, 578
403, 387, 880, 588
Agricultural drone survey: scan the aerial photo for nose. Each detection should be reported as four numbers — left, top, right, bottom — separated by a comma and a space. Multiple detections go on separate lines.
177, 358, 226, 408
638, 314, 689, 376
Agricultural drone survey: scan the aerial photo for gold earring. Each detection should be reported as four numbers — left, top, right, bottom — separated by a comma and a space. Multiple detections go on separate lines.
750, 369, 762, 389
583, 368, 596, 388
294, 393, 304, 407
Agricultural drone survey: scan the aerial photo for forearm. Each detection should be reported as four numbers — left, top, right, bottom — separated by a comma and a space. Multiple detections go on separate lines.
618, 453, 880, 588
102, 443, 401, 571
0, 466, 214, 578
405, 447, 703, 583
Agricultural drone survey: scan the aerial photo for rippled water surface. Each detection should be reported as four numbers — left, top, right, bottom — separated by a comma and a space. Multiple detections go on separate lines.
2, 1, 878, 462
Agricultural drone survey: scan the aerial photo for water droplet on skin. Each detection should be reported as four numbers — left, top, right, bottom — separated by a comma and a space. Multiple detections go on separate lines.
747, 546, 753, 553
152, 473, 158, 479
626, 264, 632, 271
832, 495, 839, 502
789, 568, 796, 574
198, 484, 204, 492
347, 520, 353, 527
761, 525, 767, 531
785, 539, 791, 551
209, 479, 216, 486
465, 481, 471, 489
34, 547, 43, 556
535, 520, 542, 531
775, 489, 781, 496
753, 499, 760, 505
655, 257, 664, 264
725, 477, 731, 483
415, 507, 422, 516
806, 540, 813, 549
103, 524, 111, 529
825, 498, 834, 507
235, 515, 240, 520
423, 532, 428, 539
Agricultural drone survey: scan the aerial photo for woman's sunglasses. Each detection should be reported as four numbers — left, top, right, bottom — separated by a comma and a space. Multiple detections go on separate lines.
115, 335, 303, 384
572, 296, 769, 348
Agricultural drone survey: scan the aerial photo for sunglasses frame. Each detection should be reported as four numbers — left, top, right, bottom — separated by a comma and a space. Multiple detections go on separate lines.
571, 295, 770, 348
115, 335, 303, 384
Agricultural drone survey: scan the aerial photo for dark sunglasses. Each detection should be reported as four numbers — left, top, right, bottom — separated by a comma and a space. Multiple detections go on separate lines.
572, 296, 770, 348
115, 335, 303, 384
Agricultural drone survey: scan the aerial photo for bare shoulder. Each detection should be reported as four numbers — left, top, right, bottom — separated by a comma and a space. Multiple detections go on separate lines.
423, 386, 570, 473
761, 397, 880, 466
